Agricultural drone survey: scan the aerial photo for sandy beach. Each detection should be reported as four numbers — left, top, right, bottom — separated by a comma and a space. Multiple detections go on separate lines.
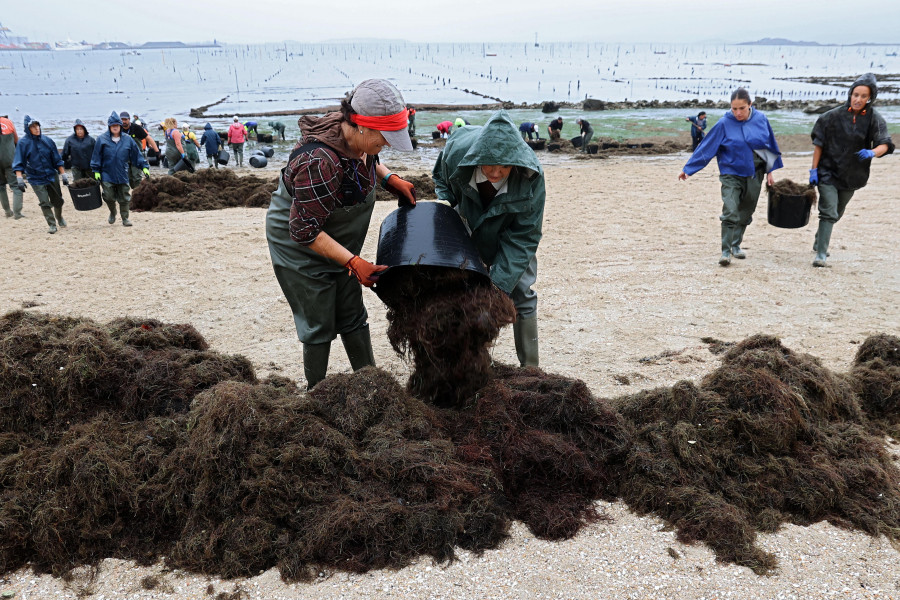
1, 149, 898, 599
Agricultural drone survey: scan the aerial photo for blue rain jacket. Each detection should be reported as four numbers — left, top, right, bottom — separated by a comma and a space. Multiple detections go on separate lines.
12, 115, 63, 185
683, 108, 783, 177
90, 111, 148, 184
200, 123, 221, 156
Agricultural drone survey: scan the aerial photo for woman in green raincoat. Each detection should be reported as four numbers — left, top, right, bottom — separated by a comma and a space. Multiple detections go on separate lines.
432, 110, 545, 367
266, 79, 416, 388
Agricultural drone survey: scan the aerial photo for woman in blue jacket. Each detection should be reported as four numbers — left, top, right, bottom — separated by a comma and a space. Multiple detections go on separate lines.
199, 123, 222, 168
679, 89, 782, 266
90, 111, 149, 227
12, 115, 68, 234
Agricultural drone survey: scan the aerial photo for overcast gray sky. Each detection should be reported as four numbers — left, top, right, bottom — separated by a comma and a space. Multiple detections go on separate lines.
4, 0, 899, 45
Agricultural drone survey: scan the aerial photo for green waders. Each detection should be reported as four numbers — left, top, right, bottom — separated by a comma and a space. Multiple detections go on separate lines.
101, 182, 133, 226
266, 176, 377, 389
718, 162, 764, 266
813, 183, 855, 267
1, 162, 24, 218
33, 178, 64, 234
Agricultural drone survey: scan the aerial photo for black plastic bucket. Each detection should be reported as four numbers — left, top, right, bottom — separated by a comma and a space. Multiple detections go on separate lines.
217, 149, 230, 165
767, 187, 814, 229
373, 202, 490, 301
570, 136, 583, 148
258, 145, 274, 157
249, 155, 268, 168
68, 183, 103, 211
526, 140, 545, 151
431, 131, 441, 139
171, 157, 195, 174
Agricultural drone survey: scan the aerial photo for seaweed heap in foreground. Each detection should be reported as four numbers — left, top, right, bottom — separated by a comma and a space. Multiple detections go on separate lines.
130, 169, 278, 212
0, 310, 628, 581
1, 310, 899, 580
613, 334, 900, 574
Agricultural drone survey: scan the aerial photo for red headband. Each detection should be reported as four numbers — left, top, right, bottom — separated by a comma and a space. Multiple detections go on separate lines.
350, 110, 408, 131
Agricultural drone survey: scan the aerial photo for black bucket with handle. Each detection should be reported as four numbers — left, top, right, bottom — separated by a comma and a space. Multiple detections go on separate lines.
767, 184, 816, 229
68, 182, 103, 211
217, 149, 230, 165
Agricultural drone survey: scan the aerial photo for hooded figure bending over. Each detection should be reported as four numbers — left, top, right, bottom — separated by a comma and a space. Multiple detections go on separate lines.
432, 109, 545, 367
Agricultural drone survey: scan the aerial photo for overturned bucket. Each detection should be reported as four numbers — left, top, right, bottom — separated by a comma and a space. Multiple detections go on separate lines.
249, 155, 268, 168
373, 202, 490, 303
767, 184, 816, 229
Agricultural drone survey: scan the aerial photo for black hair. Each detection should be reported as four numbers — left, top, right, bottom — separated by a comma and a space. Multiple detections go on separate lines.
730, 88, 751, 103
340, 97, 356, 123
698, 111, 706, 117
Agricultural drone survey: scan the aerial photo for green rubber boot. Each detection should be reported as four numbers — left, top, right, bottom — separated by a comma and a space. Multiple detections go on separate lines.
41, 206, 57, 234
813, 220, 833, 267
303, 341, 331, 390
340, 325, 376, 371
719, 223, 733, 266
53, 205, 67, 227
731, 225, 747, 259
513, 316, 539, 367
106, 201, 117, 224
120, 202, 132, 227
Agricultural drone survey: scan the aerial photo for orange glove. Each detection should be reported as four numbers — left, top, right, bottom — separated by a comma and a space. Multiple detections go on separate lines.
384, 174, 417, 207
344, 255, 388, 287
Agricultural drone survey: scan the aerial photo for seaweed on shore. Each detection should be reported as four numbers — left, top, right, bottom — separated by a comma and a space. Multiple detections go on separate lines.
130, 170, 278, 212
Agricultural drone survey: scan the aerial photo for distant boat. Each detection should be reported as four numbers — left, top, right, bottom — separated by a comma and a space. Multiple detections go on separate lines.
654, 51, 666, 55
54, 39, 91, 51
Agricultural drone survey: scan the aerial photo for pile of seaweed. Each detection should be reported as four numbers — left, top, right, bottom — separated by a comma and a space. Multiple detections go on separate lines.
69, 178, 100, 191
767, 179, 818, 205
376, 266, 517, 408
0, 310, 627, 581
1, 309, 899, 581
130, 169, 278, 212
374, 173, 436, 203
614, 335, 900, 574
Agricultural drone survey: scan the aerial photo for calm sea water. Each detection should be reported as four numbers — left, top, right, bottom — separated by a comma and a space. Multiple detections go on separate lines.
3, 41, 898, 168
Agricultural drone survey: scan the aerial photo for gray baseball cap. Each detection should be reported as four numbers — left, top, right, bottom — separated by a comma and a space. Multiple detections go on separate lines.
350, 79, 413, 152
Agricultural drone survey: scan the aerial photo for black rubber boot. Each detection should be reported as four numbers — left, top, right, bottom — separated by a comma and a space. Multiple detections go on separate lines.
303, 341, 331, 390
340, 325, 376, 371
513, 316, 539, 367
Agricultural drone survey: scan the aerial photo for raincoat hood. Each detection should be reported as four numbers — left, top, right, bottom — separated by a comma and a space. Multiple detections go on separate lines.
73, 118, 88, 133
24, 115, 41, 132
204, 123, 213, 130
298, 112, 355, 158
455, 110, 542, 177
848, 73, 878, 105
107, 111, 123, 127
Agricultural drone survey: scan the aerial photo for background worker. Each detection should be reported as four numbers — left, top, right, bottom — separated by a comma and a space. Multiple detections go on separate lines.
436, 120, 453, 138
13, 115, 68, 233
244, 120, 259, 140
181, 123, 202, 166
163, 117, 188, 175
518, 121, 540, 141
228, 116, 246, 167
265, 79, 416, 389
0, 112, 24, 219
678, 88, 782, 266
686, 111, 707, 151
576, 118, 594, 152
432, 110, 545, 367
407, 106, 416, 136
547, 116, 563, 141
200, 123, 223, 168
61, 119, 96, 182
91, 111, 149, 227
268, 120, 287, 141
120, 111, 158, 188
809, 73, 894, 267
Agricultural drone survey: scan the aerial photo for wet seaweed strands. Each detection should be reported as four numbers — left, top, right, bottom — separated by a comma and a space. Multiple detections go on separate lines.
130, 169, 278, 212
1, 310, 899, 580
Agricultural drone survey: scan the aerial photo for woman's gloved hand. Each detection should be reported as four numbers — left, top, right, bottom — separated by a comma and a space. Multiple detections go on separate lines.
856, 148, 875, 161
384, 174, 416, 207
16, 176, 26, 192
344, 255, 388, 287
142, 167, 151, 180
808, 168, 818, 185
61, 173, 69, 186
94, 172, 102, 181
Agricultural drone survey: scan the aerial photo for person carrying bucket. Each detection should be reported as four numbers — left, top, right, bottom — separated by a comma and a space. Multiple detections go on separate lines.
678, 88, 782, 266
181, 123, 202, 166
62, 119, 96, 182
12, 115, 68, 233
576, 118, 594, 153
808, 73, 894, 268
227, 116, 246, 167
0, 113, 24, 219
90, 111, 150, 227
265, 78, 416, 389
432, 109, 545, 367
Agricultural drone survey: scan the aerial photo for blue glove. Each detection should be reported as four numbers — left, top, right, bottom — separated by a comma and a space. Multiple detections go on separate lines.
181, 153, 187, 159
808, 168, 818, 185
16, 175, 26, 192
856, 148, 875, 161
